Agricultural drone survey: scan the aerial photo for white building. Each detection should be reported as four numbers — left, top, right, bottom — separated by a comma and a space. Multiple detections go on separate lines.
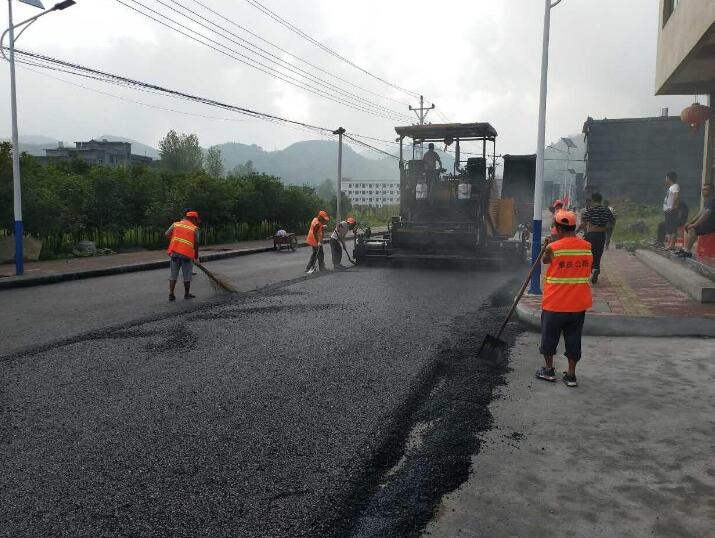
343, 178, 400, 208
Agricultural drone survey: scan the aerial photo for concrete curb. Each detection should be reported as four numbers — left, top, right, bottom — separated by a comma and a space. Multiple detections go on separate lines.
516, 303, 715, 338
0, 242, 316, 291
635, 249, 715, 303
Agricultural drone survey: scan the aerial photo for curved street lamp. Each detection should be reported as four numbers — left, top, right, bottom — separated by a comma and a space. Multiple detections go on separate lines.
529, 0, 564, 295
2, 0, 76, 276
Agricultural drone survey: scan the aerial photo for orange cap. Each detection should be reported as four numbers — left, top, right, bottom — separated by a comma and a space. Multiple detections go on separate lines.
346, 217, 356, 225
553, 209, 576, 227
185, 210, 201, 223
319, 210, 330, 221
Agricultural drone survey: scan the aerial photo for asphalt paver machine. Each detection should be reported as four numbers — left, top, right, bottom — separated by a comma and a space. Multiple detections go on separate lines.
354, 122, 526, 265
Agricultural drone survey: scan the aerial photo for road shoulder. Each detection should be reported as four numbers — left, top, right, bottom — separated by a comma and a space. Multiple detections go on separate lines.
424, 333, 715, 537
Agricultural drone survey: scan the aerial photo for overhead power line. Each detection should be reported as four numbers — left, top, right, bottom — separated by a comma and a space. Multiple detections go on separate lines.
133, 0, 411, 121
7, 47, 399, 159
187, 0, 410, 108
243, 0, 423, 100
113, 0, 410, 122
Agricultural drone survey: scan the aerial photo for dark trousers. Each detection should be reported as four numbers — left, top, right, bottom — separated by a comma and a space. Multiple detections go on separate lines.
540, 310, 586, 361
657, 211, 677, 243
330, 238, 343, 266
306, 245, 325, 271
585, 231, 606, 273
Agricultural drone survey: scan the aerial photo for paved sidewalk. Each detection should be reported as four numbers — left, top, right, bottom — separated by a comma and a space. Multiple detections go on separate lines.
517, 249, 715, 336
425, 334, 715, 538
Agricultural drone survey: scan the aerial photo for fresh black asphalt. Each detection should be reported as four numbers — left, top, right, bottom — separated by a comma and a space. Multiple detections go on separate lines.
1, 265, 518, 537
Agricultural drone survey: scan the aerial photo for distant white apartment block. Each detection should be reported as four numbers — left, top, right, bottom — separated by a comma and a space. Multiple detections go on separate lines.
343, 178, 400, 208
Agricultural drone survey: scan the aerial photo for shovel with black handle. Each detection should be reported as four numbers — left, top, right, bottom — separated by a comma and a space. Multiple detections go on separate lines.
478, 242, 549, 363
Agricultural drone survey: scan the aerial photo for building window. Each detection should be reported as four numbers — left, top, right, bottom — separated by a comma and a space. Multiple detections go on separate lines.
663, 0, 680, 25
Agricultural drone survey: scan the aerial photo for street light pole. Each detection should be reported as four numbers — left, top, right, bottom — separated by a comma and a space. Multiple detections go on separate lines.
7, 0, 23, 275
333, 127, 345, 222
529, 0, 563, 295
3, 0, 76, 276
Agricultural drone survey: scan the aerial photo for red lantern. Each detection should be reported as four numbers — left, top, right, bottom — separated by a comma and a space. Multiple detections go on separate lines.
680, 103, 711, 130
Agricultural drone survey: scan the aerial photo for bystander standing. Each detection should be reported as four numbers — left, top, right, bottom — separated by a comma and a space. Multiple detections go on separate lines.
578, 192, 613, 284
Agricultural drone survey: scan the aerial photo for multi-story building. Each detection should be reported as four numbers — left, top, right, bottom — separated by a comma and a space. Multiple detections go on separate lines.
656, 0, 714, 189
45, 139, 153, 168
343, 178, 400, 208
582, 114, 704, 207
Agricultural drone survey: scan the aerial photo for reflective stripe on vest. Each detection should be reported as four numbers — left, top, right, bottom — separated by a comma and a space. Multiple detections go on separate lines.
542, 236, 593, 313
168, 219, 197, 258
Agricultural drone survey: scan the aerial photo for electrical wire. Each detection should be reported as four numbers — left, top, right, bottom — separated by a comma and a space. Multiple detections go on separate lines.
131, 0, 412, 121
113, 0, 408, 122
243, 0, 423, 100
7, 47, 401, 160
187, 0, 411, 109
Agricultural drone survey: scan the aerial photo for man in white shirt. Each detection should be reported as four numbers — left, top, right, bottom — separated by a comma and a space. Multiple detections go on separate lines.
330, 217, 357, 269
657, 171, 680, 248
423, 143, 442, 170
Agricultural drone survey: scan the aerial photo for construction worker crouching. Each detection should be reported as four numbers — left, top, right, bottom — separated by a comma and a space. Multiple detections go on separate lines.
536, 210, 593, 388
305, 210, 330, 274
330, 217, 357, 270
166, 210, 201, 301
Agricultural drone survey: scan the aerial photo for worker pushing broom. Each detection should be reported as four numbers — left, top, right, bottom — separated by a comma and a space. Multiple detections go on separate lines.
166, 209, 236, 300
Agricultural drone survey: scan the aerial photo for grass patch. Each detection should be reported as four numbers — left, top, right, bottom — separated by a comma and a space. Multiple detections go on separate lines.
611, 201, 661, 243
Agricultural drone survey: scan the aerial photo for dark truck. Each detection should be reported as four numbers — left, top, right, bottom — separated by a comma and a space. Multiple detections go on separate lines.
354, 122, 527, 265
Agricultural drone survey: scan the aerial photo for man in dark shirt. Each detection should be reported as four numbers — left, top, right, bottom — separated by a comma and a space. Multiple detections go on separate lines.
677, 182, 715, 258
578, 192, 613, 284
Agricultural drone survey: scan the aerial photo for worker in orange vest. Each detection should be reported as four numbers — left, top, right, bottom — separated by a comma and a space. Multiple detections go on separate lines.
536, 209, 593, 387
305, 210, 330, 274
166, 210, 201, 301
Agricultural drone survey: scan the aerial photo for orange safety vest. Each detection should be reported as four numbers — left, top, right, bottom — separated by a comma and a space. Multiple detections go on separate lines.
167, 219, 197, 259
306, 217, 323, 247
542, 236, 593, 313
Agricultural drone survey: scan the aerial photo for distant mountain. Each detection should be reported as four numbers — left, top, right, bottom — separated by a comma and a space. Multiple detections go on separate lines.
215, 139, 400, 184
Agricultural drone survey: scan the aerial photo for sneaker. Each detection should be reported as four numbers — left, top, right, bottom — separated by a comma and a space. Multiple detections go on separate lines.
535, 367, 556, 382
306, 267, 316, 274
319, 266, 329, 272
169, 294, 176, 301
184, 293, 196, 299
676, 250, 692, 258
334, 264, 346, 270
562, 373, 578, 387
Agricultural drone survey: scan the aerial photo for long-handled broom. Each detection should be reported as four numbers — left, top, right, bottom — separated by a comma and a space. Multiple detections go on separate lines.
194, 260, 238, 293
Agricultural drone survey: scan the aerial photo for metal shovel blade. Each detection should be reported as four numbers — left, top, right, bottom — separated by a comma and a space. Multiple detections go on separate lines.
478, 333, 507, 362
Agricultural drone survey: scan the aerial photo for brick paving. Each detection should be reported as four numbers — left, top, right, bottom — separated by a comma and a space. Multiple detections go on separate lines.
521, 248, 715, 320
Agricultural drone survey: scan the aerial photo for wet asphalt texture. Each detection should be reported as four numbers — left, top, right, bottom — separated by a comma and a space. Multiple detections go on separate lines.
1, 265, 519, 537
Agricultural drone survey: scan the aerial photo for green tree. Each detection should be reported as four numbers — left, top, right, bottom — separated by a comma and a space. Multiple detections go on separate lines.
230, 160, 255, 177
204, 146, 224, 178
159, 130, 203, 173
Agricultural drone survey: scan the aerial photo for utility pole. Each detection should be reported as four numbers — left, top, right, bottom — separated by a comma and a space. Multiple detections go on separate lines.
333, 127, 345, 223
8, 0, 23, 275
409, 95, 434, 158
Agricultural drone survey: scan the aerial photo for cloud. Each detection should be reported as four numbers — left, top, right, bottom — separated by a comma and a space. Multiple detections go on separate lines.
0, 0, 696, 156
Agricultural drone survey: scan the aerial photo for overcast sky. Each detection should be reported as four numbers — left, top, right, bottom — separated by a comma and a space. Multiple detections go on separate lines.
0, 0, 695, 156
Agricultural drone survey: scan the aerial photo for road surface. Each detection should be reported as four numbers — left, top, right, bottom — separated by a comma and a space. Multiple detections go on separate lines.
1, 256, 519, 536
2, 249, 313, 356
